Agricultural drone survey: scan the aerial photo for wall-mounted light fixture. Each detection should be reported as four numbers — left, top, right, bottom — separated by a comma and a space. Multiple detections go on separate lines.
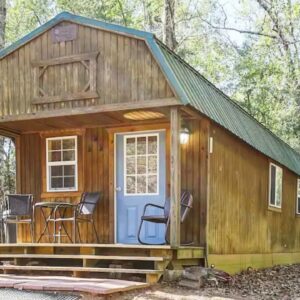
180, 127, 190, 144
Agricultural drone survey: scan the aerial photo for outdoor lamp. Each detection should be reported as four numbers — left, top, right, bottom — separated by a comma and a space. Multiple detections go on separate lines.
180, 127, 190, 144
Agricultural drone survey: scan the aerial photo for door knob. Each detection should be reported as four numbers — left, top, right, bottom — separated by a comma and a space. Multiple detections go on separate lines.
115, 186, 122, 192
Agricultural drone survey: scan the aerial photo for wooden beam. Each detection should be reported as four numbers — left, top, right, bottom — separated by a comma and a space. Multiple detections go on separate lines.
32, 91, 99, 105
31, 52, 100, 67
170, 107, 181, 247
0, 98, 180, 123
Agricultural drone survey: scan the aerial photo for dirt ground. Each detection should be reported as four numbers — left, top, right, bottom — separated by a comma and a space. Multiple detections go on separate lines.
82, 264, 300, 300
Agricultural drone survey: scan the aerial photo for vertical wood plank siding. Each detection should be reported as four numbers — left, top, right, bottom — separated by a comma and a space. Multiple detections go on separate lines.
208, 124, 300, 254
0, 22, 173, 117
17, 119, 208, 245
180, 119, 208, 246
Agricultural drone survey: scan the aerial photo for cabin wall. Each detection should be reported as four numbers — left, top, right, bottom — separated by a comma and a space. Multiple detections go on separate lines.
207, 123, 300, 272
0, 22, 173, 118
19, 128, 111, 243
17, 119, 208, 245
180, 118, 209, 246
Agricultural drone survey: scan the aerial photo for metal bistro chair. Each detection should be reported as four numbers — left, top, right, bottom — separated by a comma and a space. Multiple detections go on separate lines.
2, 194, 34, 243
55, 192, 102, 243
137, 190, 193, 245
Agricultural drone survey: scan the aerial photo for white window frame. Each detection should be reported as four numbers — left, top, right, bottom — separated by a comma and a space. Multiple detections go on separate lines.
268, 163, 283, 209
46, 136, 78, 192
124, 133, 159, 196
296, 179, 300, 215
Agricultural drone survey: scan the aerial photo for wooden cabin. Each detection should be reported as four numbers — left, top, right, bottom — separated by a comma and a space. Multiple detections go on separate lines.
0, 12, 299, 281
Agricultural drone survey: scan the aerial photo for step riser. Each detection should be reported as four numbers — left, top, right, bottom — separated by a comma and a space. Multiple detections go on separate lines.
0, 247, 172, 257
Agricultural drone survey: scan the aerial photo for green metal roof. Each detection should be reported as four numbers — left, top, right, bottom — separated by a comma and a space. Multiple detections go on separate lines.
0, 12, 299, 175
156, 40, 300, 175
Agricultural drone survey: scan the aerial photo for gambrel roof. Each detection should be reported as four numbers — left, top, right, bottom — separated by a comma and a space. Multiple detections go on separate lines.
1, 12, 300, 175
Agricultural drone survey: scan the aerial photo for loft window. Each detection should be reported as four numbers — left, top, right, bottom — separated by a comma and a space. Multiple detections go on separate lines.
297, 179, 300, 214
46, 136, 78, 192
269, 163, 283, 209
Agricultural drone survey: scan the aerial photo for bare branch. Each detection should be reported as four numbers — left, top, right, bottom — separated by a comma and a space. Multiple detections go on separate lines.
200, 16, 278, 39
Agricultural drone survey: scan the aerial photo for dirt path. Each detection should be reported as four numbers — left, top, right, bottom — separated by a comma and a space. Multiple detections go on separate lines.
84, 264, 300, 300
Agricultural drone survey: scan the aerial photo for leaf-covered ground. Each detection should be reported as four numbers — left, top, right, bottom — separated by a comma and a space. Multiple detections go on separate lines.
84, 264, 300, 300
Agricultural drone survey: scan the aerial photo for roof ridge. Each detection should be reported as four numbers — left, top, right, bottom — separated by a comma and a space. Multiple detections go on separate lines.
0, 11, 154, 59
155, 39, 300, 157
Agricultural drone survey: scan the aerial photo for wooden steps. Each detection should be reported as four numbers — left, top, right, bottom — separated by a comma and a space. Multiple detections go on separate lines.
0, 265, 162, 274
0, 254, 166, 261
0, 244, 205, 283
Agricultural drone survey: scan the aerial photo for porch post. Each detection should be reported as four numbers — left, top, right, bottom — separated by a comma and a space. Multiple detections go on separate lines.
170, 107, 181, 247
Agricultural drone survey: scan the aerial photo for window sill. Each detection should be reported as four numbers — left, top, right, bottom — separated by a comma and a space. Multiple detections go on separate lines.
268, 206, 282, 213
41, 191, 82, 199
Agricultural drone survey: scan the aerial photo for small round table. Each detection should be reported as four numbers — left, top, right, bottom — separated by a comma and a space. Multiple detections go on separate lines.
34, 201, 75, 243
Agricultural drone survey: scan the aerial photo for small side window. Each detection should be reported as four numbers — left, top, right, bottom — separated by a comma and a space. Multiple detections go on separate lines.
46, 136, 78, 192
297, 179, 300, 214
269, 163, 283, 208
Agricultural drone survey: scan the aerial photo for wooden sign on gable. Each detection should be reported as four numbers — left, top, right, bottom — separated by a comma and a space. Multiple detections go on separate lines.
52, 24, 77, 43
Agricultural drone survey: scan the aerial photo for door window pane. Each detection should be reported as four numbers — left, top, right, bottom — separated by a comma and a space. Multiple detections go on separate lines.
137, 156, 146, 174
148, 136, 157, 154
126, 176, 136, 194
148, 156, 157, 173
148, 175, 157, 194
137, 175, 147, 194
126, 138, 135, 155
137, 137, 147, 155
126, 157, 135, 174
124, 134, 159, 195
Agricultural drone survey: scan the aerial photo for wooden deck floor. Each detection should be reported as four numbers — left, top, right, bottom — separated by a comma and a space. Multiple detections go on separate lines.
0, 244, 205, 284
0, 274, 148, 295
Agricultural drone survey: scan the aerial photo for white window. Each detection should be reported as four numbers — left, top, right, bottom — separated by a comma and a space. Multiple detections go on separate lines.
269, 163, 283, 208
46, 136, 78, 192
124, 134, 159, 195
297, 179, 300, 214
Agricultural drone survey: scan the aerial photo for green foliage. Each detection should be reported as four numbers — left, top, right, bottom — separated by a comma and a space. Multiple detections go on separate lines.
56, 0, 135, 26
6, 0, 55, 44
0, 137, 16, 205
2, 0, 300, 152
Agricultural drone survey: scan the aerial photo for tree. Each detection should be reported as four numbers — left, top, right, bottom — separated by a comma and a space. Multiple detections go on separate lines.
162, 0, 177, 49
0, 0, 6, 48
2, 0, 299, 152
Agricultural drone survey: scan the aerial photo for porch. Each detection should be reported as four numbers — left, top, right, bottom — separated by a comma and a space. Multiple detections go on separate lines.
0, 243, 204, 283
0, 105, 208, 282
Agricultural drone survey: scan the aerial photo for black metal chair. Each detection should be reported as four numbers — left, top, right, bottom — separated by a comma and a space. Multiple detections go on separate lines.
137, 190, 193, 245
2, 194, 34, 243
55, 192, 102, 243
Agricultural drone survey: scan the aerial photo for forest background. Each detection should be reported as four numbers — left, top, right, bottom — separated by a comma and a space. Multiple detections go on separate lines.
0, 0, 299, 197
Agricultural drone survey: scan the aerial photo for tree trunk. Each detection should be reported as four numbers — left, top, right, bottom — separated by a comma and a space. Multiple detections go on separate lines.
162, 0, 177, 50
0, 0, 6, 49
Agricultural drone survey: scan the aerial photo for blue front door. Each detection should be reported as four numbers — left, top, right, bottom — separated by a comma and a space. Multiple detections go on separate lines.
116, 131, 166, 244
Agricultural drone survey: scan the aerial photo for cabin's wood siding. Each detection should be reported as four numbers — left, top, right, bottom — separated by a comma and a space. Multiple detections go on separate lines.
0, 21, 173, 118
208, 123, 300, 255
17, 119, 207, 245
180, 118, 209, 246
18, 128, 111, 243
